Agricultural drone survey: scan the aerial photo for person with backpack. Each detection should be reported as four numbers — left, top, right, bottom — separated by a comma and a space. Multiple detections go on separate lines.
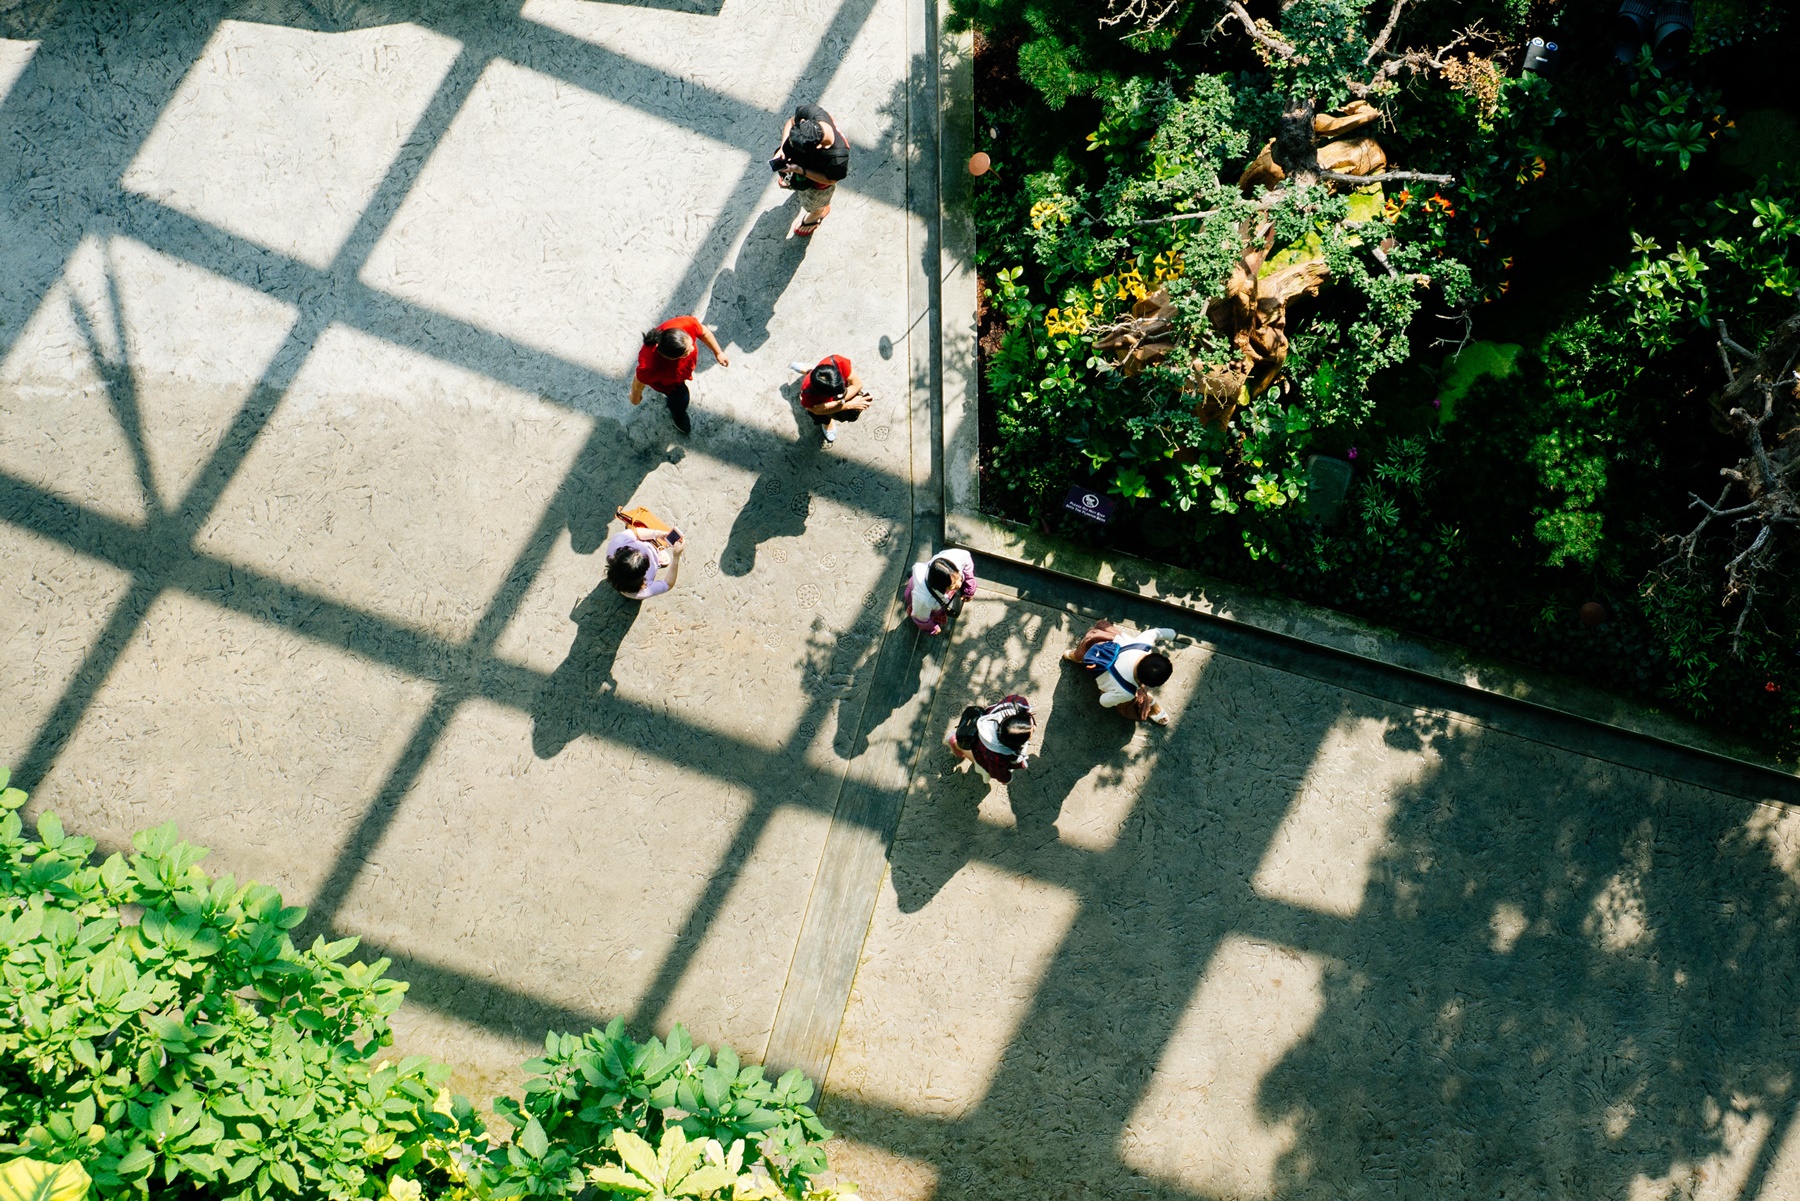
899, 548, 976, 635
1063, 619, 1177, 725
791, 353, 873, 444
602, 506, 685, 600
770, 102, 850, 237
945, 693, 1034, 784
630, 315, 729, 436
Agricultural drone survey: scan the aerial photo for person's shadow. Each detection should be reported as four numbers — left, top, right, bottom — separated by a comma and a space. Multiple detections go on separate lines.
890, 664, 1139, 913
707, 204, 809, 354
720, 441, 816, 576
531, 583, 645, 758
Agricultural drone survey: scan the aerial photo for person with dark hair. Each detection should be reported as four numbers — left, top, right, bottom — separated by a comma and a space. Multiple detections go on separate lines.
793, 353, 872, 444
770, 102, 849, 237
945, 693, 1034, 784
601, 511, 686, 600
898, 547, 976, 635
629, 314, 728, 435
1063, 619, 1177, 725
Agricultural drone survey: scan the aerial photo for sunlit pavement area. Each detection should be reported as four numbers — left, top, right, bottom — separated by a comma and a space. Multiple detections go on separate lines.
5, 3, 1800, 1200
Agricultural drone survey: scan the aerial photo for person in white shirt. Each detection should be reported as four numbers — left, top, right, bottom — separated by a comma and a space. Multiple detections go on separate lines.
1062, 619, 1176, 725
898, 548, 976, 635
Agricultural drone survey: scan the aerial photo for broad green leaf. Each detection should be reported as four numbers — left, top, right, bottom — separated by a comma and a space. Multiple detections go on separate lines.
587, 1166, 652, 1195
518, 1118, 549, 1161
672, 1165, 736, 1198
0, 1157, 92, 1201
610, 1131, 660, 1186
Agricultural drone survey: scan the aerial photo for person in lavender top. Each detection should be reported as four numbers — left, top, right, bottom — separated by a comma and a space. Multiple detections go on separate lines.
603, 526, 685, 600
898, 548, 976, 634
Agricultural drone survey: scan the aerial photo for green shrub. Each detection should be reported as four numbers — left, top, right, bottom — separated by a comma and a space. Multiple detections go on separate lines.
0, 779, 840, 1201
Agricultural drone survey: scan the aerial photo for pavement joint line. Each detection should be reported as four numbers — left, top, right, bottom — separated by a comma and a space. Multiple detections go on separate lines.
761, 0, 946, 1087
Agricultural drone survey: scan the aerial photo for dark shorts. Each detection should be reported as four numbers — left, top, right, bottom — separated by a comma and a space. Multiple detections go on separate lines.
805, 404, 859, 426
648, 381, 691, 411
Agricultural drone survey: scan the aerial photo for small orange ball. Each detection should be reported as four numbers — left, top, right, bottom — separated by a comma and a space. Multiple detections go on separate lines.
968, 152, 992, 176
1579, 601, 1606, 628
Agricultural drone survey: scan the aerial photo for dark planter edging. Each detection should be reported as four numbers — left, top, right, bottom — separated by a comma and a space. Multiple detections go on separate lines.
930, 35, 1795, 784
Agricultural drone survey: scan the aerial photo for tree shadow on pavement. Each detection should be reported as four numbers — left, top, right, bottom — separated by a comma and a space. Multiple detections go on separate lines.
707, 204, 809, 356
530, 583, 645, 759
844, 664, 1800, 1201
1006, 666, 1138, 845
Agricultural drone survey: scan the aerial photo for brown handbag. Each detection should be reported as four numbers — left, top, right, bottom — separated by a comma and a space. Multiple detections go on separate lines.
615, 506, 674, 568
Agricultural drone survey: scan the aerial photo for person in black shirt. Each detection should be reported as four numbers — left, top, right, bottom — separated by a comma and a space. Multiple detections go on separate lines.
772, 102, 850, 237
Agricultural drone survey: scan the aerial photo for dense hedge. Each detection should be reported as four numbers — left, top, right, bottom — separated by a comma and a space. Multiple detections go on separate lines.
0, 773, 841, 1201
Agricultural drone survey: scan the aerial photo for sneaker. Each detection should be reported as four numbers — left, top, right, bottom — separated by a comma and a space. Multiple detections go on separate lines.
666, 400, 692, 436
788, 361, 811, 374
821, 422, 837, 444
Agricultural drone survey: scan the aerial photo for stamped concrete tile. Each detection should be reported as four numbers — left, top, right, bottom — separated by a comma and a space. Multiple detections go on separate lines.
23, 589, 436, 901
121, 20, 463, 268
195, 324, 593, 643
330, 698, 827, 1065
1120, 936, 1328, 1200
0, 523, 134, 771
359, 58, 748, 377
827, 860, 1079, 1116
1252, 714, 1440, 918
0, 233, 300, 519
0, 38, 37, 106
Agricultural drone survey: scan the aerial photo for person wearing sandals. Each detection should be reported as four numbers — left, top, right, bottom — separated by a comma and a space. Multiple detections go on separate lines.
945, 694, 1034, 784
630, 315, 728, 436
793, 354, 872, 444
772, 103, 849, 238
1063, 619, 1176, 726
899, 548, 976, 635
603, 507, 686, 600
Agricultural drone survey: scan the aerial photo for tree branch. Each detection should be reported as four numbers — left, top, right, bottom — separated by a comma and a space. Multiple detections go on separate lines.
1363, 0, 1409, 64
1319, 167, 1455, 185
1130, 209, 1220, 227
1219, 0, 1296, 58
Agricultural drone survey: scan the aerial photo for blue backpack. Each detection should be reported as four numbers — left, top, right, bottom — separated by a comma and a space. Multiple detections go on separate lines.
1082, 640, 1151, 691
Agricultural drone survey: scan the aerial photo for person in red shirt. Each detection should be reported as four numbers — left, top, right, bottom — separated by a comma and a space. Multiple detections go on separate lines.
794, 354, 872, 445
629, 315, 728, 435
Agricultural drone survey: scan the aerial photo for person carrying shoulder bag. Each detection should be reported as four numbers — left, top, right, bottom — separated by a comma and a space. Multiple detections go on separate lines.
898, 548, 976, 635
602, 506, 686, 600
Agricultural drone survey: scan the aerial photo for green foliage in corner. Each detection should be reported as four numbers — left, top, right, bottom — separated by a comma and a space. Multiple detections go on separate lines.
0, 780, 841, 1201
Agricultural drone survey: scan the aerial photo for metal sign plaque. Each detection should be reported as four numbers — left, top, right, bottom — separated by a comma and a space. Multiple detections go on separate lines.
1063, 485, 1118, 525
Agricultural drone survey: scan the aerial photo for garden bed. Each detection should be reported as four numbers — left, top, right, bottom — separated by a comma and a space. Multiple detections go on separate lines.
959, 0, 1800, 762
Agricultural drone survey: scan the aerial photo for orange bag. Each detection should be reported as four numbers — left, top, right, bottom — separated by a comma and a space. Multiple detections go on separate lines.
615, 507, 674, 568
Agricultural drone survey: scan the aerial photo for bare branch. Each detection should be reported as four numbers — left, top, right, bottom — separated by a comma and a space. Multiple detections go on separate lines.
1219, 0, 1296, 58
1656, 306, 1800, 658
1364, 0, 1409, 63
1100, 0, 1183, 32
1129, 209, 1220, 227
1319, 167, 1455, 185
1718, 318, 1755, 360
1355, 23, 1493, 96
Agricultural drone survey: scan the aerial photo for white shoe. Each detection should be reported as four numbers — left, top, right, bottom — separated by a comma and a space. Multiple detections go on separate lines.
821, 422, 837, 443
788, 361, 810, 374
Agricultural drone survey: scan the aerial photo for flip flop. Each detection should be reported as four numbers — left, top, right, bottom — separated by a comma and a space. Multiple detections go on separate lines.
1652, 0, 1694, 65
1614, 0, 1654, 63
792, 213, 823, 237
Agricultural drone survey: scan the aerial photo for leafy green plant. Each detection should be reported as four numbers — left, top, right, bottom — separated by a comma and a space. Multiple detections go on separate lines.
0, 1157, 91, 1201
0, 783, 839, 1201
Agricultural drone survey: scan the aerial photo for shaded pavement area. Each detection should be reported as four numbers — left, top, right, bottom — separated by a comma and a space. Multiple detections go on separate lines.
5, 2, 1800, 1200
